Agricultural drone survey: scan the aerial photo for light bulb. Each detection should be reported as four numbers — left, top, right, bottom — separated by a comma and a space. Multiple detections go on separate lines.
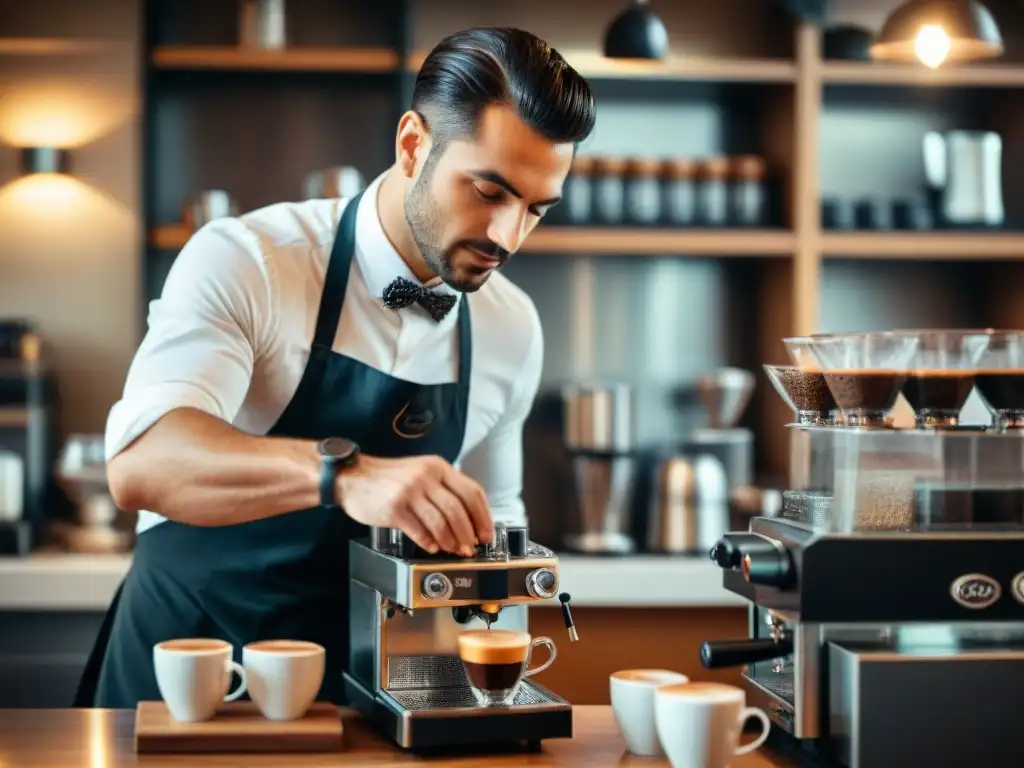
914, 24, 951, 68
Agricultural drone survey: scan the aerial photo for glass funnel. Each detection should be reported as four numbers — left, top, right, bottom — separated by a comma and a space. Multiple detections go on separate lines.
810, 332, 919, 428
892, 330, 990, 429
973, 330, 1024, 430
764, 364, 836, 425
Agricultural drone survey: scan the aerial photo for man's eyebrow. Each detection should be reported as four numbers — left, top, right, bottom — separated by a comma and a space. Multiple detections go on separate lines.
469, 170, 562, 207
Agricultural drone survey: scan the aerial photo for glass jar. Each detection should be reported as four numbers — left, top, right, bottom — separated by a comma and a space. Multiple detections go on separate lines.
593, 156, 627, 225
661, 159, 697, 226
730, 155, 767, 227
623, 158, 662, 225
560, 155, 595, 225
697, 156, 730, 226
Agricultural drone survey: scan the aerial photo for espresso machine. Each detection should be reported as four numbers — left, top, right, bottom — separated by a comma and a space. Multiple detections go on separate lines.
344, 524, 578, 750
702, 330, 1024, 767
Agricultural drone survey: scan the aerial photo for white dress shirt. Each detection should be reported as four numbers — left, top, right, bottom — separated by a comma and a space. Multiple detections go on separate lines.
106, 172, 544, 534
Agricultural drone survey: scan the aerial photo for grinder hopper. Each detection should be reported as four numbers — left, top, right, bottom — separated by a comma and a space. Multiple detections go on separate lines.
696, 368, 755, 429
690, 368, 756, 493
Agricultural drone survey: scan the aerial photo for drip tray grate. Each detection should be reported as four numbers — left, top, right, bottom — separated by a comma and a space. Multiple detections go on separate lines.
748, 665, 795, 704
384, 680, 566, 713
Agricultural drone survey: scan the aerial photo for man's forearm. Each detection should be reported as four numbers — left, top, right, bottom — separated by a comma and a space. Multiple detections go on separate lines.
107, 408, 322, 526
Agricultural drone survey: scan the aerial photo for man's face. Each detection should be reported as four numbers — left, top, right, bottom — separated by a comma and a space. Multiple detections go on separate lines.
404, 104, 574, 292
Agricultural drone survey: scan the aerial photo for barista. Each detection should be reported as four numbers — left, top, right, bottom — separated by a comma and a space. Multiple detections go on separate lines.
73, 26, 596, 709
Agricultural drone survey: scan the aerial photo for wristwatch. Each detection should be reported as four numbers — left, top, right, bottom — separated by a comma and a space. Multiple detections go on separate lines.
317, 437, 361, 507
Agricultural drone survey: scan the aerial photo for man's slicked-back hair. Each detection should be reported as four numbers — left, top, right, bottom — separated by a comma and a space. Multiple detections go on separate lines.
411, 27, 596, 149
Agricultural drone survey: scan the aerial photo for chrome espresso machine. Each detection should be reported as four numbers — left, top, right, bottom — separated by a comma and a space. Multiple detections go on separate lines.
702, 330, 1024, 768
344, 524, 577, 750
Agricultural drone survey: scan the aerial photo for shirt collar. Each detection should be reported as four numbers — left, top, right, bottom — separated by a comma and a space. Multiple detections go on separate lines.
353, 172, 461, 306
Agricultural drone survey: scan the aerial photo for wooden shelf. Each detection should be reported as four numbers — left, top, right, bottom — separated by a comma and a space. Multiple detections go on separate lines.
822, 232, 1024, 260
150, 224, 191, 250
151, 45, 400, 72
406, 50, 796, 83
150, 224, 794, 256
0, 37, 110, 55
822, 61, 1024, 87
152, 45, 795, 82
523, 228, 794, 255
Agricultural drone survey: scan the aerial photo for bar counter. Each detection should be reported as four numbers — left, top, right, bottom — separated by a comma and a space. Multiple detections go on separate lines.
0, 706, 796, 766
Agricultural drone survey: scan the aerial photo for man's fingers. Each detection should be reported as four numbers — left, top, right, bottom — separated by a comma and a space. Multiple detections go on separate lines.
395, 507, 439, 554
442, 469, 493, 543
411, 495, 460, 554
426, 484, 476, 555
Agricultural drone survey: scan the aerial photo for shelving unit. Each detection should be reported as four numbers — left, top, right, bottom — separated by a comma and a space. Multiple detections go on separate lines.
139, 0, 1024, 483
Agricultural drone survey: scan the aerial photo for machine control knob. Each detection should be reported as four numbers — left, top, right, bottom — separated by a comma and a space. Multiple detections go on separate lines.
742, 547, 794, 589
421, 572, 453, 601
526, 568, 558, 599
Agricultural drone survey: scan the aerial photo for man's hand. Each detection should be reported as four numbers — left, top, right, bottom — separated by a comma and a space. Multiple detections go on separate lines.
336, 454, 493, 555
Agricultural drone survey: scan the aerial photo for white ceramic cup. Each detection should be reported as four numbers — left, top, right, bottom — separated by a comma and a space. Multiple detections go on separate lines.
153, 639, 247, 723
654, 682, 771, 768
243, 640, 325, 721
609, 669, 690, 756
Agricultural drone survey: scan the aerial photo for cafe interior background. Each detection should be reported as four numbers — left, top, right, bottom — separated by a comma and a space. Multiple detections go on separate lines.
2, 0, 1023, 708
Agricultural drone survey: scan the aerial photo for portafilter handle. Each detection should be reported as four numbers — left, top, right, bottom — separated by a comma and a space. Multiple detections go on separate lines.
699, 637, 794, 669
559, 592, 578, 642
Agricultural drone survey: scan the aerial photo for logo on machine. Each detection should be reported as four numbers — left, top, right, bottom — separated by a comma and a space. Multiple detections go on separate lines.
454, 576, 473, 589
1010, 572, 1024, 605
950, 573, 1001, 609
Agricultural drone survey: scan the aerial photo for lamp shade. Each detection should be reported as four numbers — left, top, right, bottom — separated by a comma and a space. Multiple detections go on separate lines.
603, 1, 669, 61
869, 0, 1003, 66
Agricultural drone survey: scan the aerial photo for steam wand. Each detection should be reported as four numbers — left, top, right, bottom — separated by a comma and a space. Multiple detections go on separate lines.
559, 592, 578, 642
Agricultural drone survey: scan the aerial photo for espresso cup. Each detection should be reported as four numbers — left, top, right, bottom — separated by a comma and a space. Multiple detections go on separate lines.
654, 682, 770, 768
243, 640, 325, 721
457, 629, 556, 707
153, 639, 247, 723
610, 669, 690, 756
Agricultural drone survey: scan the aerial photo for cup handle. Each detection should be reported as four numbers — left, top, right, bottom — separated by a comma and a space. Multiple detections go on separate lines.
223, 660, 248, 702
523, 637, 557, 678
734, 707, 771, 756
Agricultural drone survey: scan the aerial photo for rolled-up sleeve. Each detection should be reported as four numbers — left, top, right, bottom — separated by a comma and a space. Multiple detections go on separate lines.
458, 307, 544, 528
104, 218, 276, 461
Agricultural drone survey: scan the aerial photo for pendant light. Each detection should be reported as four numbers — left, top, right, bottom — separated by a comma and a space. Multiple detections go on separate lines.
602, 0, 669, 61
869, 0, 1003, 68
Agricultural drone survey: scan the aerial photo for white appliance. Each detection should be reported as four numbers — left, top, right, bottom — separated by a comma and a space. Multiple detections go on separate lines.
923, 130, 1004, 227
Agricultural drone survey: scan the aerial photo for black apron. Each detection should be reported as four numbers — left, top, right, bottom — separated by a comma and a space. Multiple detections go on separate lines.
74, 190, 472, 708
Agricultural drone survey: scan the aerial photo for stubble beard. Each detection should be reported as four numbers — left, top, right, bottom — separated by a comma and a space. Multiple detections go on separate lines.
403, 154, 488, 294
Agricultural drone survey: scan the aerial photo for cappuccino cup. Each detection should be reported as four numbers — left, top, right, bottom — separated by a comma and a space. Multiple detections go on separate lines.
153, 639, 247, 723
610, 669, 690, 755
243, 640, 325, 721
457, 629, 556, 707
655, 682, 770, 768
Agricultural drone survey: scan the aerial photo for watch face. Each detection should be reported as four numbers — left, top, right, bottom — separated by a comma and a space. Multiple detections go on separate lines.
320, 437, 356, 459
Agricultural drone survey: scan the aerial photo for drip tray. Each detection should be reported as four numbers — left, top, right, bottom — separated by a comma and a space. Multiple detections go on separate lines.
383, 680, 568, 716
747, 665, 794, 704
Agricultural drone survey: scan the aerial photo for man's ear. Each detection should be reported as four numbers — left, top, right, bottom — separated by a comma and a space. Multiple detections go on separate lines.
395, 110, 432, 178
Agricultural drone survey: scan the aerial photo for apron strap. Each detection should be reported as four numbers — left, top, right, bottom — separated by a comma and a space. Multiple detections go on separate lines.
312, 190, 363, 351
310, 186, 473, 394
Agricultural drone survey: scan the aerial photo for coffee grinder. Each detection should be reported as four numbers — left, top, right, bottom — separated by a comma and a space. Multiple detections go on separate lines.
344, 524, 578, 750
702, 330, 1024, 767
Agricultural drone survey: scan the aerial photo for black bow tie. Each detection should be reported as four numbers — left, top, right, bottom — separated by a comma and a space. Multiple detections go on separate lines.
382, 277, 458, 322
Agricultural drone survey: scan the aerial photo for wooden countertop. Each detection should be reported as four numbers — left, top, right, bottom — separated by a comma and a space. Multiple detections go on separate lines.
0, 706, 796, 766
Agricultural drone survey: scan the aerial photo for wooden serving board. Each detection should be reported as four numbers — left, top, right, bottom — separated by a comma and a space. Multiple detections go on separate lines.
134, 701, 344, 754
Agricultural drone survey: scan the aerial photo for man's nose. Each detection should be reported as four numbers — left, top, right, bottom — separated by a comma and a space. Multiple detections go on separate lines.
486, 207, 528, 255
